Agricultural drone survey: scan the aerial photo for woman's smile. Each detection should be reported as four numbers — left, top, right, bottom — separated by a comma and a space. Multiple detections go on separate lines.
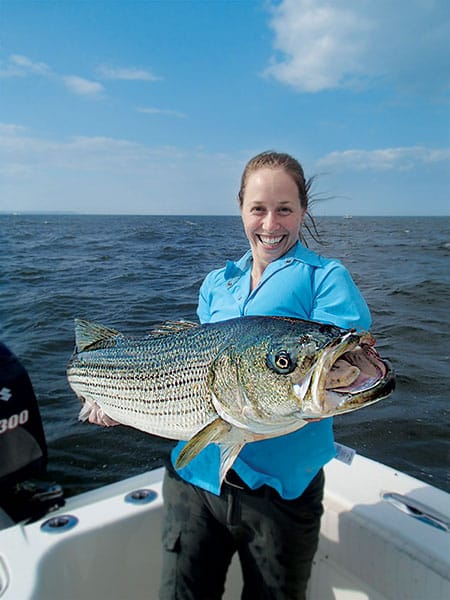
257, 233, 286, 248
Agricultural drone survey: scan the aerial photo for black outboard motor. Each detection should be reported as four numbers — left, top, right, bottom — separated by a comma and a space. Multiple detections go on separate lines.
0, 342, 64, 526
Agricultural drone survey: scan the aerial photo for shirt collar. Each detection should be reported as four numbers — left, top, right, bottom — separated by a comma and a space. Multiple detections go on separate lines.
224, 242, 322, 281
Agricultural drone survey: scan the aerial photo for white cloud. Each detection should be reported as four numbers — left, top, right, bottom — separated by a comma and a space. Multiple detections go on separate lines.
63, 75, 104, 96
0, 122, 28, 135
1, 53, 105, 98
0, 126, 170, 174
97, 65, 161, 81
0, 124, 242, 214
0, 53, 51, 77
265, 0, 450, 95
265, 1, 370, 92
316, 146, 450, 171
138, 107, 187, 119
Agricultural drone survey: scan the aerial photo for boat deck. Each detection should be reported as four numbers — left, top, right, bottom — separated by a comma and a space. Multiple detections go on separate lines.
1, 454, 449, 599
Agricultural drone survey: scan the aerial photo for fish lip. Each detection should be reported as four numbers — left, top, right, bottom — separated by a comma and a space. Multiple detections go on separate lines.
293, 331, 395, 417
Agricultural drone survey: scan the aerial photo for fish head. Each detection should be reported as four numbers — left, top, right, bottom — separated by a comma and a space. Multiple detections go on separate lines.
263, 324, 396, 419
292, 329, 396, 418
208, 318, 395, 433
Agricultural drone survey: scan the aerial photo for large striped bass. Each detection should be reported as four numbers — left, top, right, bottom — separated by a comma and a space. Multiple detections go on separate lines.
67, 316, 395, 483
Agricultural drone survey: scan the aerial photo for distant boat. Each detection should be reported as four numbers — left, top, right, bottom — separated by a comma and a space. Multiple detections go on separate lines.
343, 214, 353, 219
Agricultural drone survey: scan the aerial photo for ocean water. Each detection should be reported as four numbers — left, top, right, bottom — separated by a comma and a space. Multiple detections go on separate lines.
1, 214, 449, 496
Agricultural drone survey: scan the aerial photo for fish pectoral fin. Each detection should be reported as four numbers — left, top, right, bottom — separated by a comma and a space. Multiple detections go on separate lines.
175, 418, 232, 470
175, 418, 248, 487
74, 319, 120, 353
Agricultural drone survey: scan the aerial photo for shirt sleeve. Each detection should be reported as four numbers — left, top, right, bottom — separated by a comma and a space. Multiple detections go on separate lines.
310, 261, 372, 331
197, 273, 213, 324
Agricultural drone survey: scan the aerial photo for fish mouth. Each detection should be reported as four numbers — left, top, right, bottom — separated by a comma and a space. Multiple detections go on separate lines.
294, 331, 395, 417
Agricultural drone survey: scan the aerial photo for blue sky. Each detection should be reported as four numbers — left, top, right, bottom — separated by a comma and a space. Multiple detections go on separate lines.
1, 0, 449, 216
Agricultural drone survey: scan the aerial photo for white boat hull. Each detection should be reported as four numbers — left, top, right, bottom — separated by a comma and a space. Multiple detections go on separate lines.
1, 454, 449, 599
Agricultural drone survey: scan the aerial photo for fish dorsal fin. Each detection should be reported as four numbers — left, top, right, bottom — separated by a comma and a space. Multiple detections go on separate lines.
149, 320, 199, 336
74, 319, 120, 353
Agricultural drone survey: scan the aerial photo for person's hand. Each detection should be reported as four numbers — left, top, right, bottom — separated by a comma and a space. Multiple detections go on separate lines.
87, 401, 120, 426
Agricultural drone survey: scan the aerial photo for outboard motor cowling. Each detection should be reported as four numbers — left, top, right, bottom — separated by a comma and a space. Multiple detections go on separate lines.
0, 342, 64, 525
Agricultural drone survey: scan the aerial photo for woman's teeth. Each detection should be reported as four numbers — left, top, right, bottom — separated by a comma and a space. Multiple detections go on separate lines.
258, 235, 284, 247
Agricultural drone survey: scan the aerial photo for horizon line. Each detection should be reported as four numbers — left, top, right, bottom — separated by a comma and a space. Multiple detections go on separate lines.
1, 211, 449, 218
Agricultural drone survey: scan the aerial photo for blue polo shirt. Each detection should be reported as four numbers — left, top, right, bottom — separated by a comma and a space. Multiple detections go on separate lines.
171, 242, 371, 498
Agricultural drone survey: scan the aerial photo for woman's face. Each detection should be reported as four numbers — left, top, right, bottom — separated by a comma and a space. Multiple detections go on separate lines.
240, 167, 305, 269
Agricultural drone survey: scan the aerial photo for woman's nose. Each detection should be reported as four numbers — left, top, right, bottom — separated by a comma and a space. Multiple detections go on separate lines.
262, 211, 279, 232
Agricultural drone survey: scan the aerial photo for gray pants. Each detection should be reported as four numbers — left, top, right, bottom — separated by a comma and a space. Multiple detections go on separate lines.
159, 466, 324, 600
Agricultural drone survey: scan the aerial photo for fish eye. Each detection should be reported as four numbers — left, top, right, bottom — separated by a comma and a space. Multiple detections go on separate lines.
267, 350, 296, 374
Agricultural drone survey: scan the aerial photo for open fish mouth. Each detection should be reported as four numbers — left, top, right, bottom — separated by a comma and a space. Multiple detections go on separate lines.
294, 330, 395, 417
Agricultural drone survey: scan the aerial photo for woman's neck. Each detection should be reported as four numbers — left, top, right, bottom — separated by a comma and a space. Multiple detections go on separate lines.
250, 262, 268, 290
